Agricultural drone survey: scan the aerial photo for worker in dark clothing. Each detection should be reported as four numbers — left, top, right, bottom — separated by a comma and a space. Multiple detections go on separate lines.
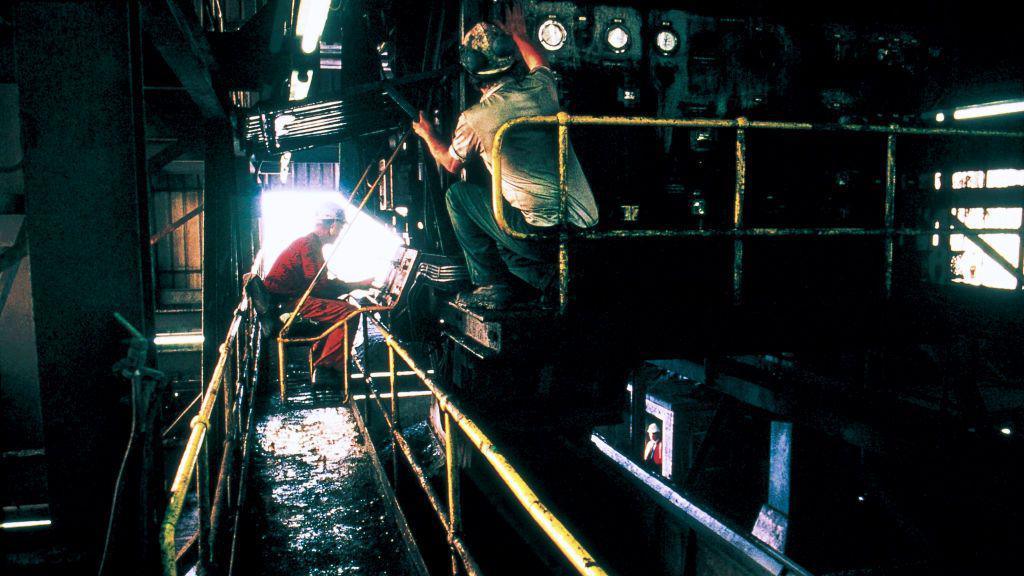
264, 203, 373, 377
412, 2, 598, 310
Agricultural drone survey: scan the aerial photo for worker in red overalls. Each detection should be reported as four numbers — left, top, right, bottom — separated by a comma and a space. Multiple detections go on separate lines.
264, 202, 373, 379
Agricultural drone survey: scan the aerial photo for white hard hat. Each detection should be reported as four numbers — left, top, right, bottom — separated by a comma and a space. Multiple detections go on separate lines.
647, 422, 659, 434
314, 202, 346, 223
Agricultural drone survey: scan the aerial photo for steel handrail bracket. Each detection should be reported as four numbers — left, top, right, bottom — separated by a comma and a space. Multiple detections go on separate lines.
491, 114, 1024, 311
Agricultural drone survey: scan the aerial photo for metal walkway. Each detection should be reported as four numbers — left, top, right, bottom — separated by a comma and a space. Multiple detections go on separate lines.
233, 360, 423, 576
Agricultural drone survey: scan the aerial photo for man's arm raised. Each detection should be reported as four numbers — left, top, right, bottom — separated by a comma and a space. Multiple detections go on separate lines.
497, 2, 547, 71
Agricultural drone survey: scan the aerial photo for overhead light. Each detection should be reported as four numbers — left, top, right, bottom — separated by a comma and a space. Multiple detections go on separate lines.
1001, 427, 1012, 436
1, 519, 52, 530
296, 0, 331, 54
654, 25, 679, 56
538, 18, 567, 52
605, 21, 630, 53
154, 333, 204, 347
952, 99, 1024, 120
935, 112, 945, 122
289, 69, 314, 101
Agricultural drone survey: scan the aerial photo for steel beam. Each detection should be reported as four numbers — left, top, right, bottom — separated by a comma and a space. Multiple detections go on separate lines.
15, 0, 155, 569
141, 0, 225, 120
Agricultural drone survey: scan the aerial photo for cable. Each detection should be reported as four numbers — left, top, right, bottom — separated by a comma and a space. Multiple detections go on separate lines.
97, 373, 137, 576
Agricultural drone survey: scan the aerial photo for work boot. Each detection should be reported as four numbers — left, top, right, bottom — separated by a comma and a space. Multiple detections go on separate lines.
456, 284, 514, 311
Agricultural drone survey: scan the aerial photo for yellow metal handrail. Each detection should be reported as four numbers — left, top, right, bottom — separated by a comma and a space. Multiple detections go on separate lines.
342, 312, 607, 576
160, 300, 259, 576
490, 113, 1024, 314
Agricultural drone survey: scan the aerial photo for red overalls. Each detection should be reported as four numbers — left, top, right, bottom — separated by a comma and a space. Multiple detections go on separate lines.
264, 233, 357, 370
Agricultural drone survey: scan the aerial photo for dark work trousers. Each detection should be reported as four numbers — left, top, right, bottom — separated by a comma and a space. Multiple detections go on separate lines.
445, 180, 556, 291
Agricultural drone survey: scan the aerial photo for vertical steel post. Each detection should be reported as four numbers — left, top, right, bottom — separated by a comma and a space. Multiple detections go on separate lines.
342, 322, 350, 401
445, 412, 462, 575
277, 339, 286, 401
557, 112, 571, 316
196, 441, 211, 574
733, 118, 748, 306
16, 2, 155, 567
884, 133, 897, 298
389, 345, 399, 488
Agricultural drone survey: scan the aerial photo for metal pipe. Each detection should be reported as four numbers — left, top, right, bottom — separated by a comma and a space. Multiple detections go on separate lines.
557, 112, 571, 316
342, 322, 350, 401
277, 338, 286, 402
208, 437, 235, 563
161, 312, 243, 576
445, 411, 461, 576
359, 367, 482, 576
162, 393, 202, 438
228, 328, 262, 576
576, 227, 1024, 239
497, 113, 1024, 137
884, 133, 897, 297
389, 345, 399, 488
372, 318, 607, 576
733, 118, 747, 305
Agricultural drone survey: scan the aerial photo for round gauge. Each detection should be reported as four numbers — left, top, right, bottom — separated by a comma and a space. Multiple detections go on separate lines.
606, 25, 630, 53
538, 18, 567, 52
655, 29, 679, 55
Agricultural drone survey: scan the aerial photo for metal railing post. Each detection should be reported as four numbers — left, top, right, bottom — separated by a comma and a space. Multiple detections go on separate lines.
343, 321, 350, 401
389, 345, 399, 489
733, 117, 748, 306
445, 411, 462, 576
557, 112, 571, 317
196, 440, 211, 574
277, 338, 286, 402
884, 132, 897, 298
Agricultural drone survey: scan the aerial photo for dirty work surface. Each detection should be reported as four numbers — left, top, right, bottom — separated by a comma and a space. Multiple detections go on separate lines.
241, 372, 416, 576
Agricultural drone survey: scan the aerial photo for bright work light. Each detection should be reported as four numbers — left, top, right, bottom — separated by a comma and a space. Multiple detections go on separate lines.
952, 99, 1024, 120
296, 0, 331, 54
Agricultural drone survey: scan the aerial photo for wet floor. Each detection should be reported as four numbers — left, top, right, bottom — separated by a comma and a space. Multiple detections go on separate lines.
240, 360, 417, 576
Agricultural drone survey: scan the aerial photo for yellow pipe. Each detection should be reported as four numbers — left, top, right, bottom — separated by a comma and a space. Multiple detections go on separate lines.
342, 321, 350, 402
373, 318, 606, 576
162, 313, 243, 576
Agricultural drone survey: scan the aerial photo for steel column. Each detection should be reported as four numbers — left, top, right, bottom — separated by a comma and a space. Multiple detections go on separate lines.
15, 1, 155, 570
733, 119, 748, 305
